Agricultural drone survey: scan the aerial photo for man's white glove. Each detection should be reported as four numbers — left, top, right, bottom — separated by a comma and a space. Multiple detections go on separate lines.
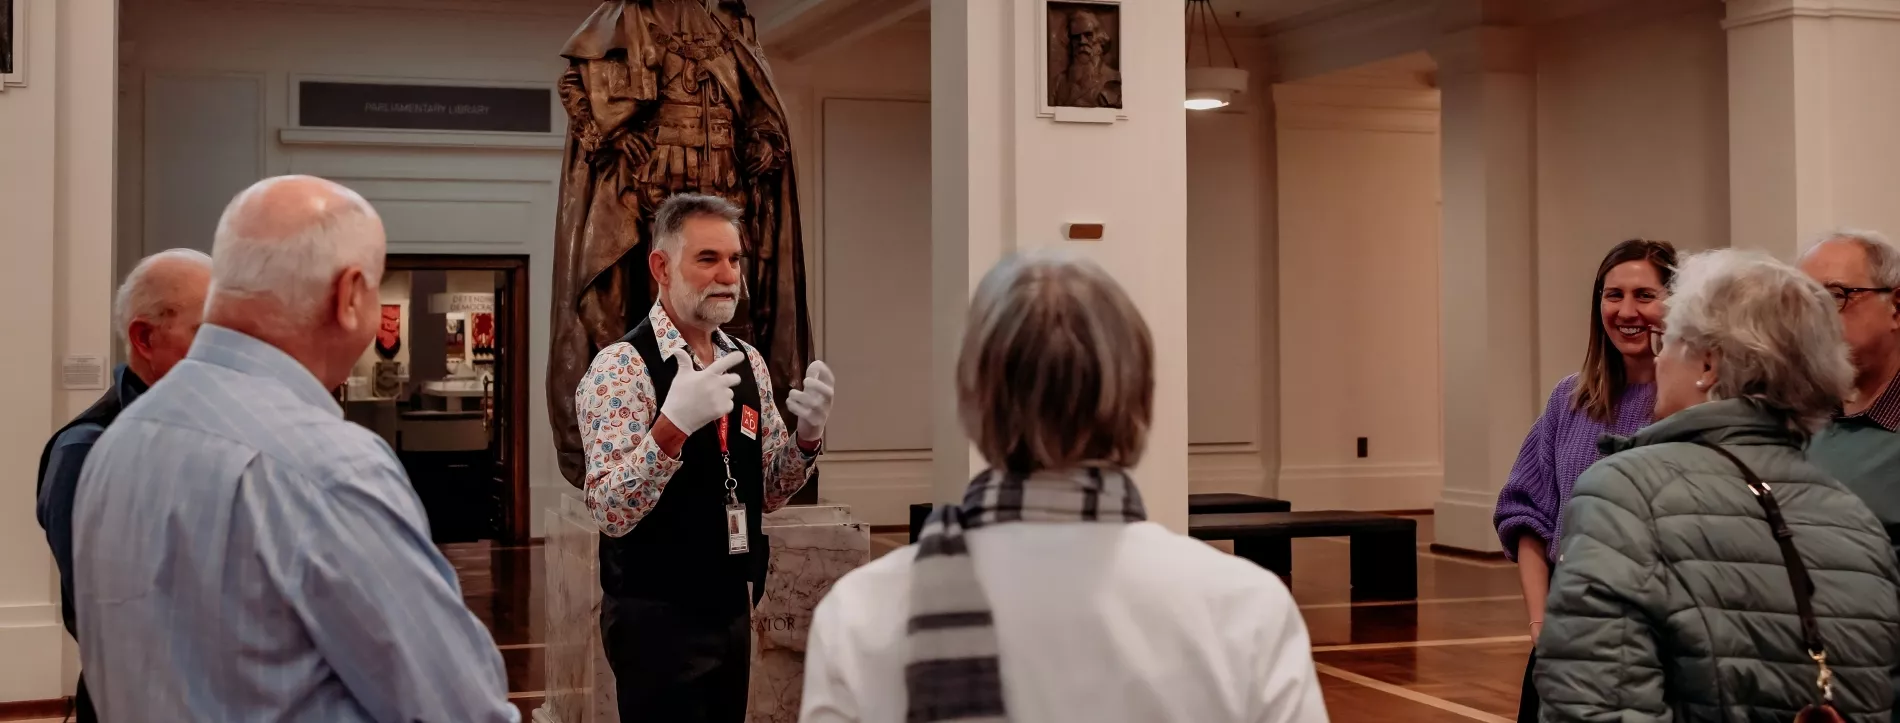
659, 349, 745, 435
785, 360, 835, 443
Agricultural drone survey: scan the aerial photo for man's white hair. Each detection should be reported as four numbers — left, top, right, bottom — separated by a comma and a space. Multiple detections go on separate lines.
1663, 248, 1854, 438
114, 248, 212, 342
1802, 228, 1900, 288
209, 176, 384, 323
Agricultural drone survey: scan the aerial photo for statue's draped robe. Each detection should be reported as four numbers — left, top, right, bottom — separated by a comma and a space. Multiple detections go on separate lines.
549, 0, 810, 485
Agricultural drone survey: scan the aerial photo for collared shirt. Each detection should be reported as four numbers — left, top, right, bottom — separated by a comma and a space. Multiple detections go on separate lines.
71, 325, 519, 723
800, 523, 1330, 723
576, 302, 817, 536
36, 364, 147, 638
1811, 364, 1900, 563
1845, 365, 1900, 432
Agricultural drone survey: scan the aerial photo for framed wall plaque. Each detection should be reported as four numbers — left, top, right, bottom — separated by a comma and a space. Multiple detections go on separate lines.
1039, 0, 1124, 124
1, 0, 27, 92
293, 76, 556, 133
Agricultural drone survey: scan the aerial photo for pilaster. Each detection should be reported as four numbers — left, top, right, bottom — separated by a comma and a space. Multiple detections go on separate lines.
1429, 25, 1536, 552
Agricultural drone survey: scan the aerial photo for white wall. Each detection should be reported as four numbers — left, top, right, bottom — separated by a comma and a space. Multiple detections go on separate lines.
0, 0, 118, 701
1271, 57, 1444, 511
1533, 0, 1730, 392
119, 0, 587, 536
1185, 38, 1278, 498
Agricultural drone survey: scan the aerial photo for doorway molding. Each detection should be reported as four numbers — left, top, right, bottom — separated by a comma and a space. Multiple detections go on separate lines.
387, 253, 532, 544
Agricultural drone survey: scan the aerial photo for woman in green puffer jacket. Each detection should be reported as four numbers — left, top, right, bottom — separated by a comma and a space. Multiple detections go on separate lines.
1536, 248, 1900, 722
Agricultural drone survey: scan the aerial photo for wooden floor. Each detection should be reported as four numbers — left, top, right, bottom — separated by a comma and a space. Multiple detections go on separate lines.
447, 514, 1529, 722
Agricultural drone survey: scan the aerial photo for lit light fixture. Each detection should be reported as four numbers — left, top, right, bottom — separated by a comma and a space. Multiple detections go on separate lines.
1185, 0, 1247, 111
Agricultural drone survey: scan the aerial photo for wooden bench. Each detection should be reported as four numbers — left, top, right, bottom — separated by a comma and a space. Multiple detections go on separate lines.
1189, 511, 1418, 601
1189, 493, 1291, 515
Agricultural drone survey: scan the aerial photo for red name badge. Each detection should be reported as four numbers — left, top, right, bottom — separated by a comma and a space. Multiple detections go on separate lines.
741, 406, 759, 440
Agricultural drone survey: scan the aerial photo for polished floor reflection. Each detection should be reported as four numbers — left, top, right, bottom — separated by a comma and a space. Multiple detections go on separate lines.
446, 514, 1527, 722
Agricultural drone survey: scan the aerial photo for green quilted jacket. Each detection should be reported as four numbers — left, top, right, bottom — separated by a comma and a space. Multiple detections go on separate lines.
1535, 399, 1900, 722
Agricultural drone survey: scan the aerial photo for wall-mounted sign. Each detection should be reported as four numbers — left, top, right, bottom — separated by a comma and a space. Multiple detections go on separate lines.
431, 292, 495, 314
298, 80, 552, 133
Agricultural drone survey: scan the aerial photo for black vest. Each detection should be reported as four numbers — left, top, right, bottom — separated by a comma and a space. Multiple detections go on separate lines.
36, 366, 141, 637
599, 320, 768, 615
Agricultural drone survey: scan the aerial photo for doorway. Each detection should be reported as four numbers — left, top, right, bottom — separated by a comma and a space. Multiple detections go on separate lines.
339, 254, 531, 545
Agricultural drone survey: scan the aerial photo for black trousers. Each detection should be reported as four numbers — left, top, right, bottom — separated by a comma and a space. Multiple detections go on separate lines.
1518, 649, 1539, 723
602, 596, 750, 723
74, 673, 96, 723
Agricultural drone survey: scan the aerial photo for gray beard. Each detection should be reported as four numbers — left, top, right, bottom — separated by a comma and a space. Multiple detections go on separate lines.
668, 270, 742, 329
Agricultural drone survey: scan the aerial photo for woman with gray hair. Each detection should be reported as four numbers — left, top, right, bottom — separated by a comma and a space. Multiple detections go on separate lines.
798, 251, 1328, 723
1535, 249, 1900, 721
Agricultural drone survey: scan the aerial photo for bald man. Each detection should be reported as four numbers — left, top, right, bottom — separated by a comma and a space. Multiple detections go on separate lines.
36, 248, 210, 723
71, 176, 518, 722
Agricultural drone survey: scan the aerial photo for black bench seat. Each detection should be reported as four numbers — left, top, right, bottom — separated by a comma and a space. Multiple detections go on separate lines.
1189, 511, 1418, 601
1188, 493, 1291, 515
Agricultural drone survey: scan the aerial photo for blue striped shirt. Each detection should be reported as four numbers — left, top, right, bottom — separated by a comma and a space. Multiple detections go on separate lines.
72, 324, 519, 723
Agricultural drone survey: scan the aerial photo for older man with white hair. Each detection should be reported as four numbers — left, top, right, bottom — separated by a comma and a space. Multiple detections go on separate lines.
577, 192, 835, 722
35, 248, 210, 723
1801, 228, 1900, 559
71, 175, 518, 722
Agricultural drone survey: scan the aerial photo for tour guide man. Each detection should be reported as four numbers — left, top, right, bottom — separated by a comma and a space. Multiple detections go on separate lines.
575, 193, 834, 721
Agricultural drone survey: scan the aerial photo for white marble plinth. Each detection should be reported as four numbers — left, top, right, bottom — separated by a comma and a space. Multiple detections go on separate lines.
535, 488, 870, 723
542, 488, 619, 723
748, 505, 871, 723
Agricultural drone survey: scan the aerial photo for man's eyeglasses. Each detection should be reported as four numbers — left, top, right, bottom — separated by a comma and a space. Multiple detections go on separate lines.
1828, 285, 1895, 310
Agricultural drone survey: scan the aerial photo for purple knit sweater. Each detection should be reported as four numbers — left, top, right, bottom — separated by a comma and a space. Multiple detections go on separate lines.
1493, 373, 1655, 563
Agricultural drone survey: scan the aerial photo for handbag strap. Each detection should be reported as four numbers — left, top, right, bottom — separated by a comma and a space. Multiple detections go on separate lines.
1693, 441, 1835, 703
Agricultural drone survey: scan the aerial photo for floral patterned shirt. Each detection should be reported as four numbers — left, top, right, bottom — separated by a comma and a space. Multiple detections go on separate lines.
576, 302, 818, 537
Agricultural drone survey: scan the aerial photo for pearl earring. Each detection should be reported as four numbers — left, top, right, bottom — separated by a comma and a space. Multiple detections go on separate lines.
1695, 380, 1707, 389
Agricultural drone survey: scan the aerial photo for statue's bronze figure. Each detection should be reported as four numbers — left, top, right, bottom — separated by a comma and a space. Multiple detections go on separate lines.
548, 0, 810, 486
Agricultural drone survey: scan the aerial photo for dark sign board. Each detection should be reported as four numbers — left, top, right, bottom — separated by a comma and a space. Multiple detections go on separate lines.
298, 81, 552, 133
1, 0, 14, 76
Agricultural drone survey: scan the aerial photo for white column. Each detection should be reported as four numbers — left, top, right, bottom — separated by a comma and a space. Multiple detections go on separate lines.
929, 0, 1011, 507
0, 0, 118, 703
930, 0, 1189, 530
1726, 0, 1900, 258
1430, 26, 1537, 552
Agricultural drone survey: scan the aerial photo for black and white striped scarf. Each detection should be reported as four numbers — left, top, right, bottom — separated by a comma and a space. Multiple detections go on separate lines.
905, 466, 1148, 722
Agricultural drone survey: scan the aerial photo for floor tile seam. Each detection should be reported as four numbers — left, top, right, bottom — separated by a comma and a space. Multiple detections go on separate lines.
1311, 634, 1530, 653
1313, 663, 1514, 723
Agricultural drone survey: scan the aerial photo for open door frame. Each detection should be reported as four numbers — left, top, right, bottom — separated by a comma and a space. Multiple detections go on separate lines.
386, 254, 532, 545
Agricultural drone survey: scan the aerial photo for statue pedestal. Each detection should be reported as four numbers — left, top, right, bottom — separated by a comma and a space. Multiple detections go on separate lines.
536, 487, 871, 723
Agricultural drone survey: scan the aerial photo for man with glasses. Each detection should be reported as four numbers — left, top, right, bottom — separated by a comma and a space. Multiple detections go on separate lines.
1801, 229, 1900, 558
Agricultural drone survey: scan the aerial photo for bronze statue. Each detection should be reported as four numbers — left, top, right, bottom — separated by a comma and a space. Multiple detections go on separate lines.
548, 0, 811, 486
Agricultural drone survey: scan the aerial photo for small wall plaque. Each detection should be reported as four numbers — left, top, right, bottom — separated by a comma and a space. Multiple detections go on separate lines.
1065, 223, 1105, 240
297, 80, 553, 133
61, 354, 105, 390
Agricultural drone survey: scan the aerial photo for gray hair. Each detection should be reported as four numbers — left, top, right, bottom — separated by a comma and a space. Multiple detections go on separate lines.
651, 194, 743, 257
1662, 249, 1853, 438
1802, 228, 1900, 288
957, 250, 1154, 473
114, 249, 212, 342
210, 176, 384, 324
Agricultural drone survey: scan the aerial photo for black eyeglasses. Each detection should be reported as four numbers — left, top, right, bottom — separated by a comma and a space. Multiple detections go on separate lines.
1828, 285, 1895, 310
1648, 327, 1665, 356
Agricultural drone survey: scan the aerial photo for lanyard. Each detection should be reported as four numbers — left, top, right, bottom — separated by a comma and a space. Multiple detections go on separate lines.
719, 415, 738, 500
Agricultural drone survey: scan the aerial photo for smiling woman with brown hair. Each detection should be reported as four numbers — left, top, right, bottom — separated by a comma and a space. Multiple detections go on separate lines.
1493, 238, 1677, 721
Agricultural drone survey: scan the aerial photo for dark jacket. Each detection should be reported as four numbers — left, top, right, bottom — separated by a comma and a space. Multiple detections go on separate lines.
36, 364, 146, 638
1535, 398, 1900, 722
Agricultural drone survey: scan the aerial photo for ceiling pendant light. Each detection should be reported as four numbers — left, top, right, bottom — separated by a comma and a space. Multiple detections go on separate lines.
1185, 0, 1247, 111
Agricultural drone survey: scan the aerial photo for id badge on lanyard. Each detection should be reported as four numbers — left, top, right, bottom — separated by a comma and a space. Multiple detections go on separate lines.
720, 415, 749, 555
